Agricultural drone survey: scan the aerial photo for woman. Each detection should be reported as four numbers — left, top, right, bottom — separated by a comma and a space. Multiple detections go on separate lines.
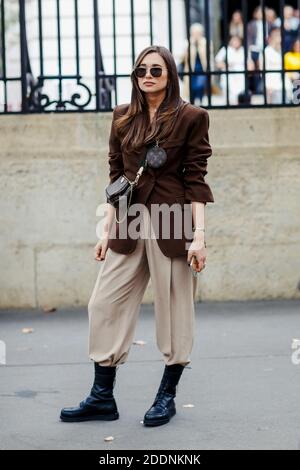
60, 45, 214, 427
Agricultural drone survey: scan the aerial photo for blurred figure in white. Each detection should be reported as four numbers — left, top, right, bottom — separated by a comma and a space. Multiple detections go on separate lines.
259, 26, 293, 104
215, 35, 255, 105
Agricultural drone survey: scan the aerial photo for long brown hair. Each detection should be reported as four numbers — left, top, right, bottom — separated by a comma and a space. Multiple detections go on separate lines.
114, 45, 184, 153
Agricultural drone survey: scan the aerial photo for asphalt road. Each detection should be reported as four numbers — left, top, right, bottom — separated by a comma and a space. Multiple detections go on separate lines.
0, 299, 299, 450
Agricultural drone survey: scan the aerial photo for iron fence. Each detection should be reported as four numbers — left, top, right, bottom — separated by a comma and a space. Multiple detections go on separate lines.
0, 0, 299, 113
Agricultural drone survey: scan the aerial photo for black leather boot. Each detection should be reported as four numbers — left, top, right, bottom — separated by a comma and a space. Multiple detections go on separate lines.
143, 363, 186, 427
60, 362, 119, 422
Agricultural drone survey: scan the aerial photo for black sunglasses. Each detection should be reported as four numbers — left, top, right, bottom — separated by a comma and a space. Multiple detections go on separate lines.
133, 66, 164, 78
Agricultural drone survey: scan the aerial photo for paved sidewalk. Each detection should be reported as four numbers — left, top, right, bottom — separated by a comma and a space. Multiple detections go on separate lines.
0, 299, 299, 450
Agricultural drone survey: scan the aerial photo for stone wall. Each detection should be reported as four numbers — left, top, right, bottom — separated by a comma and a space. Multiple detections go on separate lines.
0, 108, 299, 307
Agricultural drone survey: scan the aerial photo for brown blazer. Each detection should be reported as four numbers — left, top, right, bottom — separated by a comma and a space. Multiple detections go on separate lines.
106, 98, 214, 258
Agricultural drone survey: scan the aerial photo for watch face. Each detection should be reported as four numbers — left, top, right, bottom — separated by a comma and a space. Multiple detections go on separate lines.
145, 145, 167, 168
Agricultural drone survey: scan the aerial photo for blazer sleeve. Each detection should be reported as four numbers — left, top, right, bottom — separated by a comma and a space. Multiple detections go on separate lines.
108, 107, 124, 184
182, 110, 215, 204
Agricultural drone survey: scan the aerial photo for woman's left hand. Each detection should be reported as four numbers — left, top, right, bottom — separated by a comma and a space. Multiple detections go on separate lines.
187, 234, 207, 272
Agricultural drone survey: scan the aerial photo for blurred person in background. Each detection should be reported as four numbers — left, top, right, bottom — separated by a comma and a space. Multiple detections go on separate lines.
215, 35, 254, 105
177, 22, 215, 105
274, 4, 300, 52
229, 10, 244, 39
247, 6, 270, 54
284, 38, 300, 81
247, 6, 273, 94
265, 7, 278, 26
259, 26, 293, 103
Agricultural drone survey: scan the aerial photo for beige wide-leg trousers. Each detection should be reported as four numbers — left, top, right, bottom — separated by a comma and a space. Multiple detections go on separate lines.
88, 207, 198, 367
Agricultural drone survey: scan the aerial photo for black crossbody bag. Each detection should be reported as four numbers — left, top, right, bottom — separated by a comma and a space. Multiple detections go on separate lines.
105, 140, 167, 223
105, 160, 146, 209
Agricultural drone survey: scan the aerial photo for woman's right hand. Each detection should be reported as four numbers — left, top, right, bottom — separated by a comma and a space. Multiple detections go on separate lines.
94, 236, 109, 261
